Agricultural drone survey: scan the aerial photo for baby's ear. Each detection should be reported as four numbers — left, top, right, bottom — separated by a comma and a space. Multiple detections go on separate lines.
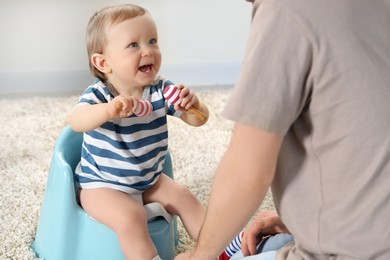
91, 53, 112, 73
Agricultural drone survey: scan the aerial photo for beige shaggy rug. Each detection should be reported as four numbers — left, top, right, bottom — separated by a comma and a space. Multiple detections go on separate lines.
0, 88, 275, 259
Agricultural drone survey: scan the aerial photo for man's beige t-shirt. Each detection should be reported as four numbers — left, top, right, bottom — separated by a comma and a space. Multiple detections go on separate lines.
223, 0, 390, 259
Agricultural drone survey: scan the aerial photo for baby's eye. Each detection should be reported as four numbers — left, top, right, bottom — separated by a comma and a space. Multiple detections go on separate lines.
149, 38, 158, 45
128, 42, 139, 48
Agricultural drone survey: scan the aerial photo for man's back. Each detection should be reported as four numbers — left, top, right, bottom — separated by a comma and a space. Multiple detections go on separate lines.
251, 0, 390, 258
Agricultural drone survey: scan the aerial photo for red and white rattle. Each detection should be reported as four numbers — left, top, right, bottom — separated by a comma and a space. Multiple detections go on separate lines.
163, 85, 207, 122
133, 99, 153, 117
116, 99, 153, 117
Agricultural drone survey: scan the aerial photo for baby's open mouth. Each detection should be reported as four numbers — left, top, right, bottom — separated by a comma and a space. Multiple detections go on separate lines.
139, 64, 153, 72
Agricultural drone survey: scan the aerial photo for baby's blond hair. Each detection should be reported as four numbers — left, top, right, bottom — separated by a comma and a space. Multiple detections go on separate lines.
86, 4, 147, 81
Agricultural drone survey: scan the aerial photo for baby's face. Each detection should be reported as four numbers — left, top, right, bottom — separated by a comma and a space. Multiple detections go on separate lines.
104, 13, 162, 89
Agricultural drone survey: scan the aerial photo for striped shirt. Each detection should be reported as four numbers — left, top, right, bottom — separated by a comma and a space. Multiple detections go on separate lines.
74, 75, 181, 194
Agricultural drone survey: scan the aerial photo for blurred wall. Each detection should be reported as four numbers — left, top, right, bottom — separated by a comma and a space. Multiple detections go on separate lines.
0, 0, 252, 96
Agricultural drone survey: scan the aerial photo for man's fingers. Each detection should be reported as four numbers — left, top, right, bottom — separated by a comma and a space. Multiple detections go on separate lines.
242, 221, 264, 256
247, 233, 259, 255
241, 235, 251, 256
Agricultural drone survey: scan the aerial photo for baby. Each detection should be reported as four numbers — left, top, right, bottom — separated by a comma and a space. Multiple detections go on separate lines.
69, 4, 208, 260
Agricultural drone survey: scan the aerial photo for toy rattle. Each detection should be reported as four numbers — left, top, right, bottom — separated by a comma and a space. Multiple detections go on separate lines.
116, 99, 153, 117
163, 85, 207, 122
133, 99, 153, 117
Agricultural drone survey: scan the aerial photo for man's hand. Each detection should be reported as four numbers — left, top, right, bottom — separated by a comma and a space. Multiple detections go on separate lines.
242, 210, 289, 256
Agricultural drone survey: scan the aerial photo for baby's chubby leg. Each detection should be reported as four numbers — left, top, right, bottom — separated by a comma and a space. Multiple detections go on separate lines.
79, 188, 157, 260
143, 174, 206, 240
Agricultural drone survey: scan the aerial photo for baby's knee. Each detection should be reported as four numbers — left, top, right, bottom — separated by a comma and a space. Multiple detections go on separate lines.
166, 185, 199, 213
114, 205, 148, 233
177, 184, 197, 201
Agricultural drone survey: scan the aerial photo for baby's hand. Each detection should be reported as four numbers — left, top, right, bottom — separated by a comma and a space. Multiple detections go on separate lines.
174, 85, 199, 111
108, 95, 138, 119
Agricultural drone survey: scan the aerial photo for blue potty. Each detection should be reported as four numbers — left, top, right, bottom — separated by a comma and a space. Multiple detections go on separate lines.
33, 126, 178, 260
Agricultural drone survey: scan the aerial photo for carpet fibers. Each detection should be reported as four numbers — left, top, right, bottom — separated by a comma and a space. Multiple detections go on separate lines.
0, 88, 274, 259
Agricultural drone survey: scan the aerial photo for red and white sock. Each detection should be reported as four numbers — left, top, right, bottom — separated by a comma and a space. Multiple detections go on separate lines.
218, 231, 244, 260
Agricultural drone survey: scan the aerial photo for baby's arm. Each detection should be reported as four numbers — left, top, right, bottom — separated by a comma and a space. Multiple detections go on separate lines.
69, 95, 138, 132
175, 85, 209, 126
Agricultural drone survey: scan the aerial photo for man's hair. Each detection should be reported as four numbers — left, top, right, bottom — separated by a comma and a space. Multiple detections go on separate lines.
86, 4, 147, 81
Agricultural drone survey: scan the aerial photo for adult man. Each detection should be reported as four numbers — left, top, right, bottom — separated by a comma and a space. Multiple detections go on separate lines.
177, 0, 390, 259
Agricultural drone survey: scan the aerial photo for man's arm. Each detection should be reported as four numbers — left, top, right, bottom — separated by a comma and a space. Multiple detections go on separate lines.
176, 123, 283, 259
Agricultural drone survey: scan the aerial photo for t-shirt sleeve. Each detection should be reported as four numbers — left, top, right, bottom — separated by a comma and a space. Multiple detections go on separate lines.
223, 1, 313, 135
75, 82, 112, 108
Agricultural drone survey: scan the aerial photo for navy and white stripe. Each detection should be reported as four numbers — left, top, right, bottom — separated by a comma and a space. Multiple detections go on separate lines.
75, 75, 181, 194
225, 231, 244, 257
